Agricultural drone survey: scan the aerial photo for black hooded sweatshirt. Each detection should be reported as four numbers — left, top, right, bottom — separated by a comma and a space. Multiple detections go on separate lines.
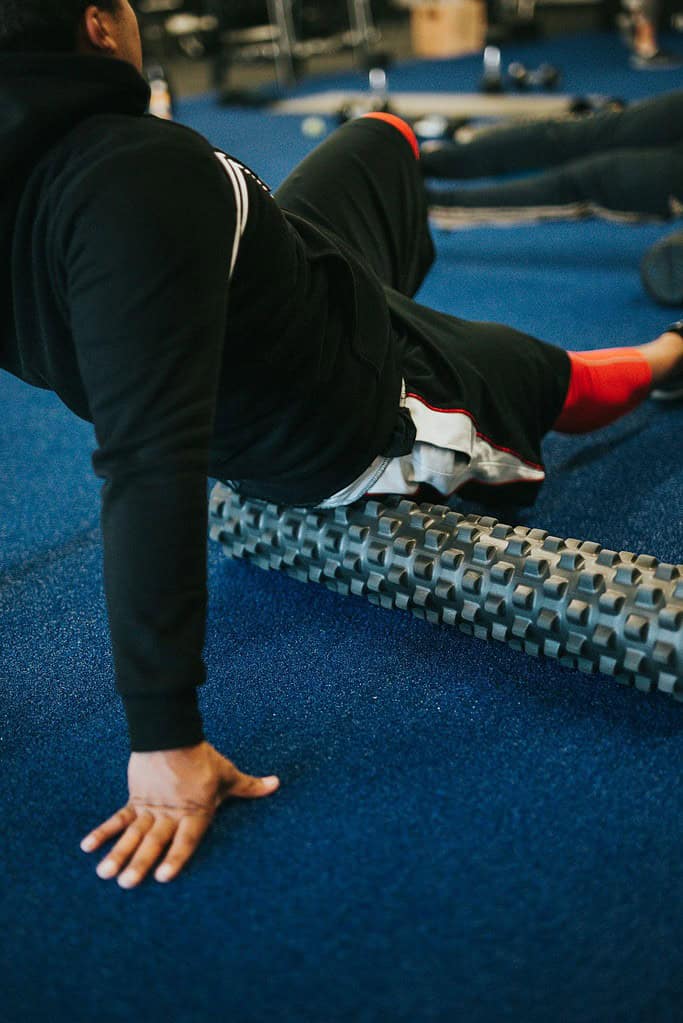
0, 54, 403, 751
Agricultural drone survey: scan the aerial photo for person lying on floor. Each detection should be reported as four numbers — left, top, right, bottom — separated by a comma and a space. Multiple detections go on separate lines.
421, 89, 683, 227
422, 90, 683, 305
2, 0, 683, 890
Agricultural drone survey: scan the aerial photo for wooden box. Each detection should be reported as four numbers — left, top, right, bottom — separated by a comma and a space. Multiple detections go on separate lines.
410, 1, 486, 58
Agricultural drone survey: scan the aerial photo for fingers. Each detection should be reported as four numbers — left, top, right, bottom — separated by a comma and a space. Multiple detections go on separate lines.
86, 811, 211, 889
80, 805, 137, 853
95, 811, 156, 881
154, 814, 214, 884
116, 816, 177, 889
219, 770, 280, 802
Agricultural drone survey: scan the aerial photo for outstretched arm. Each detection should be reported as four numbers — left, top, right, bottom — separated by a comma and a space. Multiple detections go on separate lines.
61, 127, 277, 883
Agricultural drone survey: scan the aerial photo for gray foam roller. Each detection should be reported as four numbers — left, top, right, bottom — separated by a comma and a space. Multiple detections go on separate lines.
209, 482, 683, 698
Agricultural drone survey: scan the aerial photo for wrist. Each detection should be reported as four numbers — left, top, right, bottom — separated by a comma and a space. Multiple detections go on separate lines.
122, 688, 205, 753
129, 740, 208, 762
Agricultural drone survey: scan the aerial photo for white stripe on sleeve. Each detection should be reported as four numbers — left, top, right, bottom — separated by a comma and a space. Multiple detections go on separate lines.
214, 151, 250, 278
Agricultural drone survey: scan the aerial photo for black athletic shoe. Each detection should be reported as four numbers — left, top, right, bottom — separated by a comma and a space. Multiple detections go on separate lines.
641, 231, 683, 307
651, 320, 683, 401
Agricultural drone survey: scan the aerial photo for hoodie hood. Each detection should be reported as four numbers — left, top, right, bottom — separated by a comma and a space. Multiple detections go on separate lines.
0, 53, 150, 185
0, 54, 150, 351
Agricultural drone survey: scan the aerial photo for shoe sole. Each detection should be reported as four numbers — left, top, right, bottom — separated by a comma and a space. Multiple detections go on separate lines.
651, 388, 683, 401
641, 236, 683, 307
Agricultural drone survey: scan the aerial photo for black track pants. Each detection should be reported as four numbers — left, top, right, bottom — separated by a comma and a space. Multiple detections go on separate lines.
275, 115, 435, 295
423, 90, 683, 218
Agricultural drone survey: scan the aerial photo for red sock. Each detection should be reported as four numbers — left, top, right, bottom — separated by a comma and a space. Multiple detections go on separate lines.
554, 348, 653, 434
361, 112, 420, 160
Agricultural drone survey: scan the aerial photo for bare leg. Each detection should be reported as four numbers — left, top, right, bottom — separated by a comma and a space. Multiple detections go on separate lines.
636, 329, 683, 383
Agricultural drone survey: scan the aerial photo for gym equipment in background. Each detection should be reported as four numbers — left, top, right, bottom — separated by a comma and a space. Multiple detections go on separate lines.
480, 44, 504, 92
135, 0, 185, 59
275, 90, 578, 119
485, 0, 605, 44
293, 81, 626, 146
479, 45, 561, 93
147, 0, 381, 100
273, 44, 616, 128
210, 483, 683, 699
507, 59, 561, 89
337, 49, 393, 122
205, 0, 381, 100
641, 228, 683, 307
335, 52, 470, 139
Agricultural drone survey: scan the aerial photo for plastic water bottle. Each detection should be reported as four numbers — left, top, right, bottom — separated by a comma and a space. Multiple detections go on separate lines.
144, 63, 175, 121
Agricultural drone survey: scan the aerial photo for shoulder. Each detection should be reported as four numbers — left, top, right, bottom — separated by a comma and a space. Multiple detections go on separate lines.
58, 115, 222, 194
48, 116, 243, 254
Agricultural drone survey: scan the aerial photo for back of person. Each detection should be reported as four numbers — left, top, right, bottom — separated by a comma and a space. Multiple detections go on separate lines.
0, 47, 401, 506
0, 1, 405, 770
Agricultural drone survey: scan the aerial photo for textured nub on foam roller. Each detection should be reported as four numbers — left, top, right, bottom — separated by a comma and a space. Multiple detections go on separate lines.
209, 483, 683, 699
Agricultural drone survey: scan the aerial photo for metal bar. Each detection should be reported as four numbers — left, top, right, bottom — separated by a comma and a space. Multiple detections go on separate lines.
266, 0, 298, 89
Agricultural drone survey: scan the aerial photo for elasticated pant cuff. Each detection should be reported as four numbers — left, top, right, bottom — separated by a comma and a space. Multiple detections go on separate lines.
122, 689, 205, 752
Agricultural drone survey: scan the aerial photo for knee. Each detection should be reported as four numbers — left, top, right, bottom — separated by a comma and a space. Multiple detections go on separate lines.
360, 112, 420, 160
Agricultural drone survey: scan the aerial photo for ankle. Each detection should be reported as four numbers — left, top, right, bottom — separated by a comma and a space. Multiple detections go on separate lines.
663, 332, 683, 371
638, 333, 683, 384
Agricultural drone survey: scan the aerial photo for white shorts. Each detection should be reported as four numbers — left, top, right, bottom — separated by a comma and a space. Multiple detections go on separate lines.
318, 383, 546, 508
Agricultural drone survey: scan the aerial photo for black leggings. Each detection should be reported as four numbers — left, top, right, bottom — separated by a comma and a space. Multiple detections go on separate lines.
422, 90, 683, 219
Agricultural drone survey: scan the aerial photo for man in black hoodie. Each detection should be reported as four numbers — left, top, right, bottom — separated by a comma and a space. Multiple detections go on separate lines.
3, 1, 683, 889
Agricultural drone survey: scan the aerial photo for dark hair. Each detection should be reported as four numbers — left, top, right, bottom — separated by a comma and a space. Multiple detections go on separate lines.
0, 0, 119, 53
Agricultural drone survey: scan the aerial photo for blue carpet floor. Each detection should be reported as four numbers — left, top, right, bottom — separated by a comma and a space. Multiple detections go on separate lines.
2, 31, 683, 1023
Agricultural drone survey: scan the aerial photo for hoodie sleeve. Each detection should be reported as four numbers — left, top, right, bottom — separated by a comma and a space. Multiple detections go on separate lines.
60, 129, 237, 752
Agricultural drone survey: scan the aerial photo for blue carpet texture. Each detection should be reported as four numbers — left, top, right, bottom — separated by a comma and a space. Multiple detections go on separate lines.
2, 32, 683, 1023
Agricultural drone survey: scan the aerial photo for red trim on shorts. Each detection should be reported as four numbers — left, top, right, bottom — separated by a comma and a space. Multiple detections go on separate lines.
554, 348, 652, 434
361, 112, 420, 160
404, 392, 545, 472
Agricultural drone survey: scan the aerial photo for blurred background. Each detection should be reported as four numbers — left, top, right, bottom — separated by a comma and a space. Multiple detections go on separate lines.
132, 0, 683, 101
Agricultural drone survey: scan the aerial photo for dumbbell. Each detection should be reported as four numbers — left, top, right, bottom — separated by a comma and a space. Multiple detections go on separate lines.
507, 61, 561, 90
